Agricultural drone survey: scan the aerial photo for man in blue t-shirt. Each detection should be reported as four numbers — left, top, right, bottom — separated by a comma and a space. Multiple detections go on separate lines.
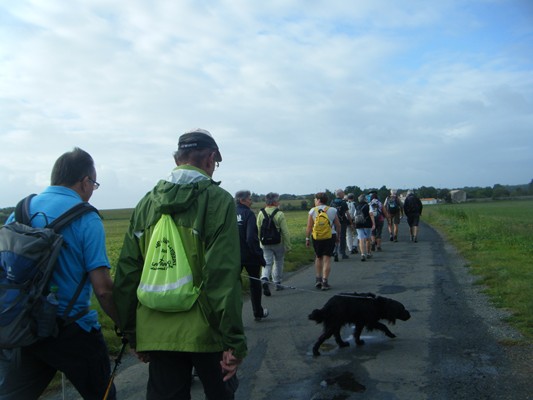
0, 148, 119, 400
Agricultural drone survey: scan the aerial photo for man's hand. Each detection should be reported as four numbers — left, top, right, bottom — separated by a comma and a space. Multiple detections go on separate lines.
132, 349, 150, 363
220, 349, 242, 382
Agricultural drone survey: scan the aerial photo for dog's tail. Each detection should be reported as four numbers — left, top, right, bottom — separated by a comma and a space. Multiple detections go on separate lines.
308, 309, 325, 323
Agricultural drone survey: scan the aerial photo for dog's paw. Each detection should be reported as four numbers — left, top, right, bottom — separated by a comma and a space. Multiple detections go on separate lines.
339, 341, 350, 348
356, 339, 365, 346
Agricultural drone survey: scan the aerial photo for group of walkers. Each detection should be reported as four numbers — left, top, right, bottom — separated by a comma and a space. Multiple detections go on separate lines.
306, 188, 423, 291
0, 127, 423, 400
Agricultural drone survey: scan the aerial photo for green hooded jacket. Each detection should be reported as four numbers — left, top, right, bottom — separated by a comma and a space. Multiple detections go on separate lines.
113, 165, 247, 359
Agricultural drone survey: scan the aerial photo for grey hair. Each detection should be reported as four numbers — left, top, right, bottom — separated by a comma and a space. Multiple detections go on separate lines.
335, 189, 344, 197
235, 190, 251, 205
265, 192, 279, 206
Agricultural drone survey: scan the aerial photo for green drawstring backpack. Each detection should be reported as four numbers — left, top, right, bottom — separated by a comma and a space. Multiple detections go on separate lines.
137, 214, 201, 312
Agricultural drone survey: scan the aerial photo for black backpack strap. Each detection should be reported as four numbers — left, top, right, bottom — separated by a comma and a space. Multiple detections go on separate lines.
14, 194, 37, 224
47, 202, 100, 232
61, 274, 90, 325
47, 202, 98, 324
270, 208, 279, 227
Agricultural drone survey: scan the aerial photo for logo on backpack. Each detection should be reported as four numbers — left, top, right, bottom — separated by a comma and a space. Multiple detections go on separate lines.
259, 208, 281, 245
0, 195, 96, 350
137, 214, 201, 312
312, 206, 332, 240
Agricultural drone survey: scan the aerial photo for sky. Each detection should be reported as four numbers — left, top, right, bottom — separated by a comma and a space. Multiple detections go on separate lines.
1, 0, 532, 210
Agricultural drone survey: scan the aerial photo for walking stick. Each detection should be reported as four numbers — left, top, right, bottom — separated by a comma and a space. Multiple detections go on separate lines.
102, 335, 128, 400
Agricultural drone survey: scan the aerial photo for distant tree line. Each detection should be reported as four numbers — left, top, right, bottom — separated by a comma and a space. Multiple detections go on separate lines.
250, 180, 533, 210
2, 181, 531, 222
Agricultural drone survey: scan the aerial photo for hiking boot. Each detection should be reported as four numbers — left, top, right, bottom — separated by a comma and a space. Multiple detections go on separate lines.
371, 242, 376, 251
366, 253, 372, 259
350, 248, 357, 254
254, 308, 269, 321
262, 281, 271, 297
414, 236, 418, 243
321, 280, 330, 290
315, 277, 322, 289
334, 254, 339, 262
390, 235, 394, 242
361, 254, 366, 262
394, 235, 398, 242
275, 283, 284, 291
342, 254, 349, 259
377, 246, 382, 251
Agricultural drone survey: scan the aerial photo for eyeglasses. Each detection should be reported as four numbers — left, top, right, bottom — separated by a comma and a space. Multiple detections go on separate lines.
87, 177, 100, 190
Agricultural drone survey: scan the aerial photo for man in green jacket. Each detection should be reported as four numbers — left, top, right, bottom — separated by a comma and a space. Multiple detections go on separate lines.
113, 129, 247, 400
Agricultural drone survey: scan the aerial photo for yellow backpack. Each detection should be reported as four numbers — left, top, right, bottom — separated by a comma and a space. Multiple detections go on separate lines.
312, 206, 332, 240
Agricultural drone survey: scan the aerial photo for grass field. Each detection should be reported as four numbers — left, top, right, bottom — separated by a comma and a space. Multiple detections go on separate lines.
423, 200, 533, 341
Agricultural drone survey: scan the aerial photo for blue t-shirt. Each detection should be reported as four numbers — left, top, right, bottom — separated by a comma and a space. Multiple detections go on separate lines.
6, 186, 110, 332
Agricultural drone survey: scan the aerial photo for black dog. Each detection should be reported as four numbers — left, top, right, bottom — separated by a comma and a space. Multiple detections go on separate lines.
308, 292, 411, 356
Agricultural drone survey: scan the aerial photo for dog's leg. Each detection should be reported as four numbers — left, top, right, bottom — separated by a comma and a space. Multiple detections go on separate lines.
374, 322, 396, 338
354, 323, 365, 345
312, 328, 335, 356
333, 327, 349, 348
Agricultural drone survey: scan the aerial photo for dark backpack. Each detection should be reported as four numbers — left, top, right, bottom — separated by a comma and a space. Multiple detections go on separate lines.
404, 195, 421, 214
354, 203, 368, 227
330, 198, 347, 223
387, 195, 399, 214
259, 208, 281, 245
0, 194, 97, 351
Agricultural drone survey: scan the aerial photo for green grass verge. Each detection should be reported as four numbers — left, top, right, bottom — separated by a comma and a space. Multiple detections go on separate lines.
424, 200, 533, 341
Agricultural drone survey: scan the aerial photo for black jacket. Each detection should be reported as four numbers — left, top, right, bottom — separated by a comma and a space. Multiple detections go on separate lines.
403, 194, 423, 216
236, 203, 265, 266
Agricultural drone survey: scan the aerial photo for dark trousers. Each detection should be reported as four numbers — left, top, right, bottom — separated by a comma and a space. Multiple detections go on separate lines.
242, 264, 264, 318
147, 351, 237, 400
0, 323, 114, 400
338, 223, 348, 256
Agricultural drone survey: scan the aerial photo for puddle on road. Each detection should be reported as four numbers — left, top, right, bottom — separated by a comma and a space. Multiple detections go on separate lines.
324, 371, 366, 393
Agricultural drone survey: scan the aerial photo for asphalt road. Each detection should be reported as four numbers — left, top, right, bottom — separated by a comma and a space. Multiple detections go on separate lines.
42, 221, 532, 399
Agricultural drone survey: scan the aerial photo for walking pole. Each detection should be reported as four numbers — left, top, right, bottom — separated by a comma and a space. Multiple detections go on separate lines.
61, 372, 65, 400
102, 335, 128, 400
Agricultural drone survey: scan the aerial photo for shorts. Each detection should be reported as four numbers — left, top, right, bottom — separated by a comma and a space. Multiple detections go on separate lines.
312, 236, 336, 257
407, 214, 420, 227
356, 228, 372, 240
372, 220, 384, 238
388, 212, 401, 224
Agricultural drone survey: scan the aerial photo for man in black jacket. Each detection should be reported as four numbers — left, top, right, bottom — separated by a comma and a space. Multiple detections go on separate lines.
403, 190, 423, 242
235, 190, 269, 321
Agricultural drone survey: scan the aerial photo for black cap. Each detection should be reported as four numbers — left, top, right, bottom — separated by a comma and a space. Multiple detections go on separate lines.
178, 128, 222, 162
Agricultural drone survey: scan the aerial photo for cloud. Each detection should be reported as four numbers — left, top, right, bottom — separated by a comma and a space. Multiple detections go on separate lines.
0, 0, 532, 209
